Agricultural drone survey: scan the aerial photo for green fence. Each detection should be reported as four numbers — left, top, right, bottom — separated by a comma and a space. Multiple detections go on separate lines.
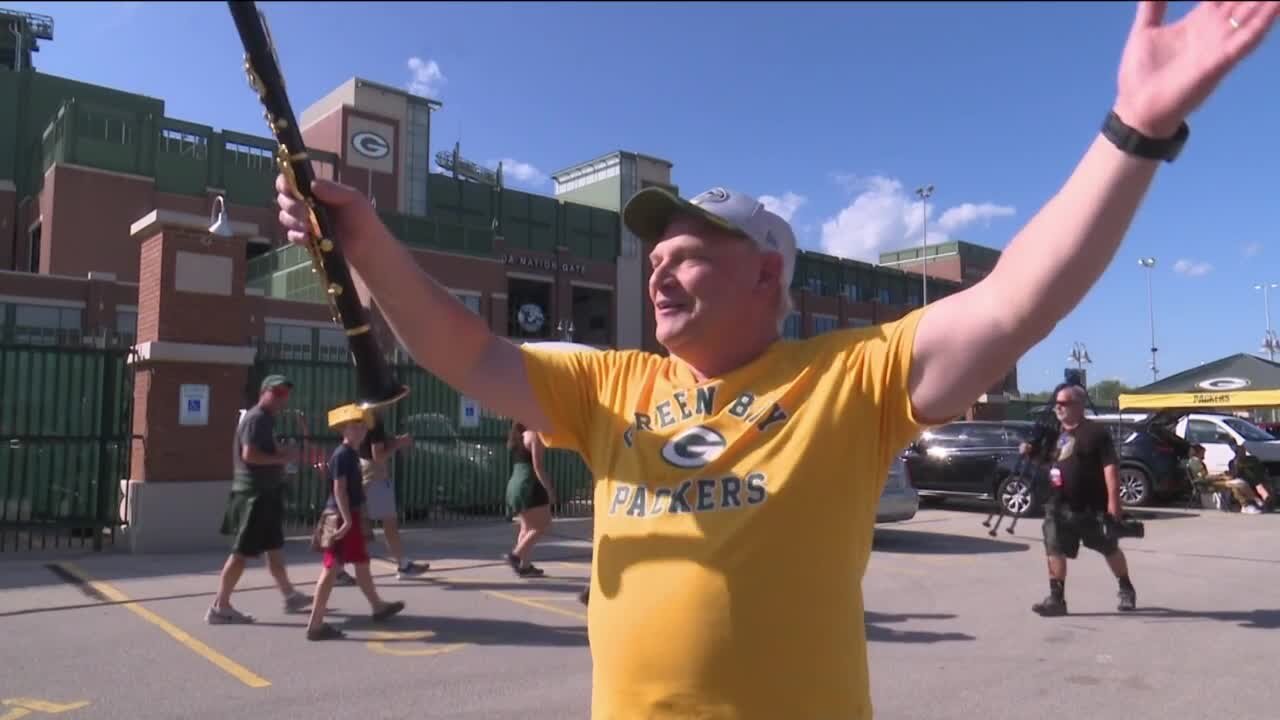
0, 337, 138, 552
246, 346, 595, 533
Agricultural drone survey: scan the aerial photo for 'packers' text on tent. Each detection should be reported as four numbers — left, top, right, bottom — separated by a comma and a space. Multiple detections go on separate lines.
1118, 353, 1280, 410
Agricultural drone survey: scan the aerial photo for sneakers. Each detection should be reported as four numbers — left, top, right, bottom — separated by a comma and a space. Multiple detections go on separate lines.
504, 552, 544, 578
1118, 587, 1137, 612
516, 564, 545, 578
306, 623, 345, 641
205, 605, 255, 625
1031, 595, 1068, 617
335, 570, 357, 586
397, 561, 429, 579
1242, 504, 1263, 515
283, 591, 313, 613
372, 600, 406, 622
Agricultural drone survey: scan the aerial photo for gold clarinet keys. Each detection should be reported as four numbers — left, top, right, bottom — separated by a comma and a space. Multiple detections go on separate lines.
319, 238, 334, 252
243, 57, 264, 98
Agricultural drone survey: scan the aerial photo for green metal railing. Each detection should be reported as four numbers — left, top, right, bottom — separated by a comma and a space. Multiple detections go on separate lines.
0, 335, 138, 552
247, 345, 595, 532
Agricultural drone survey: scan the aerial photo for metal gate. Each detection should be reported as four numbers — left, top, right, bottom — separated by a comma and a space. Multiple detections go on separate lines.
247, 345, 595, 534
0, 337, 138, 552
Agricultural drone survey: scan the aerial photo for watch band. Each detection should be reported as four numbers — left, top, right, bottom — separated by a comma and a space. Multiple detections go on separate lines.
1101, 111, 1189, 163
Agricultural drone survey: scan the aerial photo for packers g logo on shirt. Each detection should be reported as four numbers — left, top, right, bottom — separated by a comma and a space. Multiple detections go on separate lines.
661, 425, 727, 468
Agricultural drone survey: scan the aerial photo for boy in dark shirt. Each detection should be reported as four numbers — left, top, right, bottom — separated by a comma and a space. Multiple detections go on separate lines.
304, 403, 405, 641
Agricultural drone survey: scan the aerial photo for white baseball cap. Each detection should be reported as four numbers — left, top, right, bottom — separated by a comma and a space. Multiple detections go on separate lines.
623, 186, 797, 290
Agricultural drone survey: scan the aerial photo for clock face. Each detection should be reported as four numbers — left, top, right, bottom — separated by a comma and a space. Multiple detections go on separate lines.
517, 303, 545, 334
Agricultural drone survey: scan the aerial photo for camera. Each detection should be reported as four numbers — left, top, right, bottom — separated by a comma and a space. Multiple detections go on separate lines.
1103, 513, 1145, 540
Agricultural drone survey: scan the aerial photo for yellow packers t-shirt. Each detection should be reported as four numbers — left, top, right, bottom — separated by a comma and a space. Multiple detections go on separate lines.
521, 309, 928, 720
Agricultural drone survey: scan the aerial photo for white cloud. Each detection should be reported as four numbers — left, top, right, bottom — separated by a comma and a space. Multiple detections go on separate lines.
759, 192, 807, 222
494, 158, 548, 188
818, 175, 1015, 263
1173, 259, 1213, 277
1243, 241, 1263, 258
406, 57, 446, 98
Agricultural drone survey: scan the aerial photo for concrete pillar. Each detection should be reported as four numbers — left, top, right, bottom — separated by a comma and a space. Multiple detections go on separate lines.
120, 208, 260, 553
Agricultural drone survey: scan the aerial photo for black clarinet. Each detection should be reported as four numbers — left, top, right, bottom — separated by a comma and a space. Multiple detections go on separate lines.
983, 414, 1059, 537
982, 449, 1047, 537
229, 1, 409, 412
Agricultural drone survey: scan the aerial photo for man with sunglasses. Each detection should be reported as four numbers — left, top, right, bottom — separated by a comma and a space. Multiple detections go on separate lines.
1033, 383, 1135, 617
207, 374, 312, 624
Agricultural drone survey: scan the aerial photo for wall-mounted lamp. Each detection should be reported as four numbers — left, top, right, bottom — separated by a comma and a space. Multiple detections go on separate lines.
208, 195, 234, 240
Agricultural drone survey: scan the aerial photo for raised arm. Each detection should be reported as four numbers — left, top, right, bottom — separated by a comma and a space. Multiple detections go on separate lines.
274, 177, 553, 435
906, 1, 1277, 423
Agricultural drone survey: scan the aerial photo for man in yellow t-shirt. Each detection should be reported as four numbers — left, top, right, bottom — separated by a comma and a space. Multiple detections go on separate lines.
272, 5, 1277, 712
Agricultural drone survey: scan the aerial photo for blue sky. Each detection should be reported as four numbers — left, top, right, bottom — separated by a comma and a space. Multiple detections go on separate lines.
13, 1, 1279, 393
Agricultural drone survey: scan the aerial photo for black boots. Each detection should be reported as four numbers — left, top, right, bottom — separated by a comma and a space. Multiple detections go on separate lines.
1117, 576, 1136, 611
1032, 579, 1068, 616
1034, 578, 1136, 615
1032, 594, 1068, 616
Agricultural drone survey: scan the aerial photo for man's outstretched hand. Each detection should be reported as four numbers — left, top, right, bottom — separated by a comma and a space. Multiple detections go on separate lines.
1114, 1, 1278, 138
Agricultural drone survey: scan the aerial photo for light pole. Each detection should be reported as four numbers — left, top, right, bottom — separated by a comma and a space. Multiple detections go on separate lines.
1255, 282, 1278, 362
1138, 257, 1158, 382
1068, 342, 1093, 370
915, 184, 934, 305
1067, 341, 1092, 389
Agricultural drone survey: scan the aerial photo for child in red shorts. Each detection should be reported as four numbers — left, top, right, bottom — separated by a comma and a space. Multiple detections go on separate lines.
305, 404, 405, 641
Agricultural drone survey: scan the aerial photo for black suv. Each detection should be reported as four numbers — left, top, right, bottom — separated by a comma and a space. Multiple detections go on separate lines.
1094, 418, 1191, 506
902, 421, 1051, 517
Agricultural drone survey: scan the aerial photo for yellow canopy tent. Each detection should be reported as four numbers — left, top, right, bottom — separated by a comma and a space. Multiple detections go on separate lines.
1118, 353, 1280, 411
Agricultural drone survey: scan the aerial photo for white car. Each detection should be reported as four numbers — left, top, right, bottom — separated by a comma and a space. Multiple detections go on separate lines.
1171, 412, 1280, 477
877, 455, 919, 523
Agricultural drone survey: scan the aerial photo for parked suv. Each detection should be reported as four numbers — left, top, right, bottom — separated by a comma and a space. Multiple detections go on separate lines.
902, 421, 1051, 517
1094, 418, 1191, 506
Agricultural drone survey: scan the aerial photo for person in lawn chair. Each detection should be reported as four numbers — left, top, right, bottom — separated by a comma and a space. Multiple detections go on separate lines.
1225, 439, 1273, 513
1187, 444, 1262, 513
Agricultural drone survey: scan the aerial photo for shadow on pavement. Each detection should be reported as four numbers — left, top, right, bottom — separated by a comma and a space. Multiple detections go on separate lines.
0, 519, 593, 592
864, 611, 976, 643
413, 577, 589, 594
1067, 606, 1280, 629
327, 613, 590, 648
872, 528, 1029, 555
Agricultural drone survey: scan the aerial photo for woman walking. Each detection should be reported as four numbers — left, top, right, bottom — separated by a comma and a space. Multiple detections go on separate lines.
504, 421, 554, 578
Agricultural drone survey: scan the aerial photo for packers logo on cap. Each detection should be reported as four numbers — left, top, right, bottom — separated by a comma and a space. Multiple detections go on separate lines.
693, 188, 730, 205
328, 403, 371, 429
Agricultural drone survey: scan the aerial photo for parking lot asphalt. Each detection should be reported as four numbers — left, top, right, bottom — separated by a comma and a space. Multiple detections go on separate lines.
3, 507, 1277, 720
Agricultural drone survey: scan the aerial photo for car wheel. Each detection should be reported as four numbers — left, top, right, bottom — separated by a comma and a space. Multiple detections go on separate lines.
1119, 466, 1152, 507
997, 475, 1035, 517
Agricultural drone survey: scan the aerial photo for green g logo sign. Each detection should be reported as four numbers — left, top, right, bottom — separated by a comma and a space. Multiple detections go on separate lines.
351, 131, 390, 159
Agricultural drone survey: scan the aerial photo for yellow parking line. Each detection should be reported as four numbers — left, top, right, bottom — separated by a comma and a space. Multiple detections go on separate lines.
54, 563, 270, 690
365, 630, 469, 658
483, 590, 586, 622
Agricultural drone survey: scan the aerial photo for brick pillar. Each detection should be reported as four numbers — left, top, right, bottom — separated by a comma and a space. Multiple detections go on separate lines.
121, 208, 260, 553
491, 293, 509, 338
